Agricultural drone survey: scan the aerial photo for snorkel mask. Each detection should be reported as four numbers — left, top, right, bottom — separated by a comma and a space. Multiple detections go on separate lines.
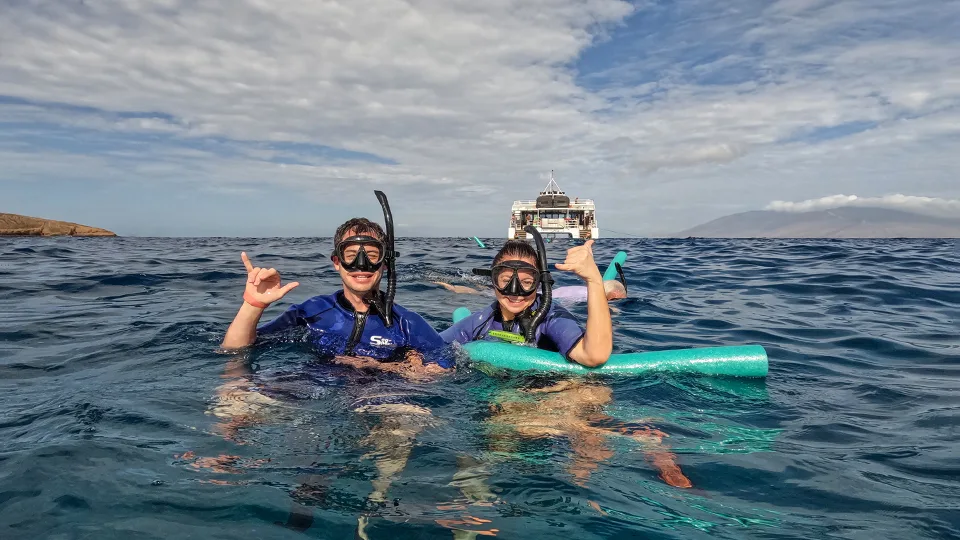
330, 191, 399, 326
491, 260, 540, 297
334, 235, 385, 273
473, 226, 554, 343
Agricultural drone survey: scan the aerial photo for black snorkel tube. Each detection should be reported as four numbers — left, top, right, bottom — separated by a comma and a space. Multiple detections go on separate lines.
615, 262, 627, 294
523, 225, 553, 343
370, 190, 397, 326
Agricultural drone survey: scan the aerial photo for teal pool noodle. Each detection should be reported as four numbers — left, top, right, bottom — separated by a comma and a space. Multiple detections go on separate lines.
473, 236, 487, 248
462, 341, 768, 377
451, 307, 768, 378
603, 251, 628, 281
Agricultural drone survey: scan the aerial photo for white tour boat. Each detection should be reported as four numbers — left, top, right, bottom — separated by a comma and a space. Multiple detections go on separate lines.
507, 172, 599, 240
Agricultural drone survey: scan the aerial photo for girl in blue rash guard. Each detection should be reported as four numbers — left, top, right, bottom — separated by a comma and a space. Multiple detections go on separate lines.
441, 235, 613, 367
441, 232, 692, 495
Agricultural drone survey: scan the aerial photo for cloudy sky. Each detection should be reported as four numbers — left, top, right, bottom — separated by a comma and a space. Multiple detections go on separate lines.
2, 0, 959, 237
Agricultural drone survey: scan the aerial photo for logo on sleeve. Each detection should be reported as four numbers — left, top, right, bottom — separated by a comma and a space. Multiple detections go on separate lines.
370, 335, 394, 347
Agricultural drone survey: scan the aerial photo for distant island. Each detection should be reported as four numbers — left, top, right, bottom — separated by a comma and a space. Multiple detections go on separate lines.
673, 207, 960, 238
0, 213, 117, 237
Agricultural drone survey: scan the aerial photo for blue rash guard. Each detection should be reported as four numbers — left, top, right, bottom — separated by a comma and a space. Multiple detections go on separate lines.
440, 295, 586, 360
257, 291, 453, 368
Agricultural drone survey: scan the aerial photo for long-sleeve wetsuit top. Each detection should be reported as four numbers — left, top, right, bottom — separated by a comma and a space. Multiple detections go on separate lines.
439, 295, 585, 360
257, 291, 453, 368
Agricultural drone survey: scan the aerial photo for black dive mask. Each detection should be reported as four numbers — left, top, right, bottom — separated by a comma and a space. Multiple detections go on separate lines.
490, 260, 540, 297
333, 235, 385, 273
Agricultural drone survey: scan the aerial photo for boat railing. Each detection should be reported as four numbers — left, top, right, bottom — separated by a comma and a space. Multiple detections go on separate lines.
513, 199, 596, 206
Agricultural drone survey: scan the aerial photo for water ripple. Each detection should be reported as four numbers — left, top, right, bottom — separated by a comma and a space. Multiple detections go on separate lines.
1, 237, 958, 539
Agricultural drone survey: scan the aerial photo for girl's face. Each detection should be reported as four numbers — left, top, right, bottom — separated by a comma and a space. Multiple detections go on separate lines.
493, 255, 539, 316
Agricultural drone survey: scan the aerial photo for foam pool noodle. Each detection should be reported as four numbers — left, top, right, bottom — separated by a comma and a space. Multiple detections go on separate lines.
603, 251, 628, 281
451, 308, 768, 378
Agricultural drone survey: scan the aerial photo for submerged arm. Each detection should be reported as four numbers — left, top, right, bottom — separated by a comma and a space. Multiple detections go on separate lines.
222, 303, 267, 349
333, 351, 450, 381
209, 353, 279, 443
432, 281, 481, 295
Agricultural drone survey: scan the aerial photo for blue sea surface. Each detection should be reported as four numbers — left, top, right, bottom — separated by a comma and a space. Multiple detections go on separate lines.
1, 237, 958, 539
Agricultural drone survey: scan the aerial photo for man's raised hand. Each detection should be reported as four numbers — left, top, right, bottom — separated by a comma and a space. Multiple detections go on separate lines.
241, 251, 299, 307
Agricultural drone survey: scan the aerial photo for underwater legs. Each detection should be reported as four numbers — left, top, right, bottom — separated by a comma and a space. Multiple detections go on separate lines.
355, 404, 434, 537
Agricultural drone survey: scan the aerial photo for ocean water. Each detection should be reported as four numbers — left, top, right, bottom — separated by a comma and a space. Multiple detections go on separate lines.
1, 237, 958, 539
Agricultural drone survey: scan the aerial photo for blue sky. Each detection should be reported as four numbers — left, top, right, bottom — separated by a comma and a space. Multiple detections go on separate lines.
1, 0, 958, 237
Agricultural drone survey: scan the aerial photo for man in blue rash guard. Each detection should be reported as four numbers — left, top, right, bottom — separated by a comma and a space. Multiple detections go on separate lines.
218, 192, 454, 537
221, 232, 450, 370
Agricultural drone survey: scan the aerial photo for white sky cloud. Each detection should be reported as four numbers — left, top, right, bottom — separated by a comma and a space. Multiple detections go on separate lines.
765, 194, 960, 217
0, 0, 958, 236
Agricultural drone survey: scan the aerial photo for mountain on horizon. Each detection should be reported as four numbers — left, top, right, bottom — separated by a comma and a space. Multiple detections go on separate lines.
672, 206, 960, 238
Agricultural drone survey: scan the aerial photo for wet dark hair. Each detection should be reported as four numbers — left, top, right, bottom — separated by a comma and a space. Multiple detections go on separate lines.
493, 240, 539, 266
333, 218, 385, 249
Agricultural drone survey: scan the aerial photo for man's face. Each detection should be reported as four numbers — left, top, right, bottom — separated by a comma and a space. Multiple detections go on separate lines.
333, 228, 384, 294
493, 255, 539, 316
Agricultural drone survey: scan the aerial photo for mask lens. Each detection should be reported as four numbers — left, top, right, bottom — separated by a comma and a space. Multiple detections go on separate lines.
365, 246, 382, 263
495, 270, 514, 289
492, 263, 539, 294
341, 243, 381, 264
516, 268, 537, 289
341, 246, 359, 264
337, 238, 383, 266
